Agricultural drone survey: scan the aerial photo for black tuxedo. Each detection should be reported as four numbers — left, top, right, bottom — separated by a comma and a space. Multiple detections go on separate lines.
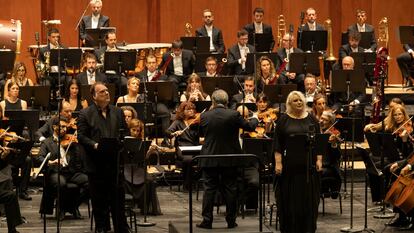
227, 44, 255, 75
397, 44, 414, 82
338, 44, 365, 65
347, 24, 377, 51
159, 49, 195, 77
328, 90, 366, 114
195, 26, 225, 53
76, 71, 108, 85
243, 23, 275, 51
79, 15, 110, 46
276, 47, 305, 92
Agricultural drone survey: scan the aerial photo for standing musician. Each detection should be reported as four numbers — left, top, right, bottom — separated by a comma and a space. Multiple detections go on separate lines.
230, 76, 257, 109
243, 7, 275, 51
227, 29, 255, 75
3, 62, 34, 99
180, 73, 210, 102
196, 89, 258, 229
195, 9, 225, 53
35, 117, 88, 220
76, 53, 108, 85
255, 56, 277, 93
63, 79, 88, 112
276, 33, 305, 92
347, 9, 377, 52
300, 7, 325, 31
77, 82, 130, 233
79, 0, 110, 47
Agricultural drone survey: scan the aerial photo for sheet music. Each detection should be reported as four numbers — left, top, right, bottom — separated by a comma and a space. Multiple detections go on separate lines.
178, 145, 202, 151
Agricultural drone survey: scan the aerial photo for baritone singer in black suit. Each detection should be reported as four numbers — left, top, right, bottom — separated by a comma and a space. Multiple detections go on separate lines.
77, 82, 130, 233
196, 89, 259, 229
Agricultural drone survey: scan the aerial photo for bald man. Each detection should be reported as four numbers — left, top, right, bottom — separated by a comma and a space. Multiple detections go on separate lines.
342, 56, 355, 70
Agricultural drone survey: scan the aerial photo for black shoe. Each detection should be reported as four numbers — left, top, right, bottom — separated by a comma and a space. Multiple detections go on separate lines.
196, 221, 212, 229
386, 216, 409, 227
399, 222, 414, 231
227, 222, 238, 228
72, 208, 82, 219
19, 192, 32, 201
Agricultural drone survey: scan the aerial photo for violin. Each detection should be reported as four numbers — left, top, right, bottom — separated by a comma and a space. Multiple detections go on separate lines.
257, 108, 278, 123
0, 128, 27, 142
67, 118, 77, 130
393, 117, 414, 141
248, 127, 266, 138
61, 133, 78, 148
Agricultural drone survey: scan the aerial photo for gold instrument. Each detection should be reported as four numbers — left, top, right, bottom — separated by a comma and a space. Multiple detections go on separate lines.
277, 15, 286, 48
317, 55, 326, 93
324, 19, 337, 61
184, 23, 193, 37
378, 17, 390, 58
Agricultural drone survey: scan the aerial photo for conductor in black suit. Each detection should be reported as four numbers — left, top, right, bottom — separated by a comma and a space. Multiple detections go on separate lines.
243, 7, 275, 51
347, 9, 377, 52
79, 0, 110, 47
300, 7, 325, 31
227, 29, 256, 75
76, 53, 107, 85
195, 9, 225, 53
196, 89, 259, 229
77, 82, 130, 233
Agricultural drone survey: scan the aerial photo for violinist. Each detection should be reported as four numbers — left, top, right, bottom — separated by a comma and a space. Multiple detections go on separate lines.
248, 93, 277, 138
180, 73, 211, 102
319, 110, 342, 198
34, 117, 88, 221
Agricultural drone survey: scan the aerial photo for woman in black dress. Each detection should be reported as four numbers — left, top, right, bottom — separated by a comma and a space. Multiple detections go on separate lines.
274, 91, 322, 233
63, 79, 88, 112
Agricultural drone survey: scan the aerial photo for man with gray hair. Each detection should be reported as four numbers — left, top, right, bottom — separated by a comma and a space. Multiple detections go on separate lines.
197, 89, 258, 229
79, 0, 110, 46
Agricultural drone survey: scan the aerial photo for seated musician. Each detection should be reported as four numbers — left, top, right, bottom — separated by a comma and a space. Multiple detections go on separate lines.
195, 9, 225, 53
0, 81, 27, 119
180, 73, 210, 102
311, 93, 328, 121
123, 118, 162, 215
276, 33, 305, 92
3, 62, 34, 99
338, 31, 364, 66
198, 56, 218, 77
304, 73, 320, 106
230, 76, 257, 110
63, 79, 88, 112
347, 9, 377, 52
116, 77, 144, 104
34, 117, 88, 220
76, 53, 107, 85
227, 29, 255, 75
121, 105, 137, 125
166, 101, 200, 190
255, 56, 277, 93
319, 110, 341, 198
79, 0, 110, 46
246, 93, 277, 138
396, 42, 414, 87
0, 135, 24, 233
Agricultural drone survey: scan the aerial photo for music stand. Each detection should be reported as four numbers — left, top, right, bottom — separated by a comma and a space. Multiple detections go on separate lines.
19, 86, 51, 110
5, 110, 40, 141
331, 69, 366, 112
50, 48, 82, 69
201, 76, 238, 97
236, 102, 257, 112
297, 31, 327, 52
248, 33, 273, 52
193, 101, 212, 113
104, 50, 137, 74
85, 27, 116, 48
263, 84, 297, 106
336, 118, 364, 143
289, 52, 320, 74
0, 120, 25, 136
195, 53, 227, 73
80, 83, 116, 104
7, 141, 34, 167
0, 50, 15, 74
245, 52, 279, 75
350, 52, 376, 73
341, 32, 375, 50
180, 36, 210, 54
116, 102, 154, 123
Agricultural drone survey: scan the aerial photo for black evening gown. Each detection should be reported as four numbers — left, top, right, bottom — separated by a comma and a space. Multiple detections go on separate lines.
274, 113, 321, 233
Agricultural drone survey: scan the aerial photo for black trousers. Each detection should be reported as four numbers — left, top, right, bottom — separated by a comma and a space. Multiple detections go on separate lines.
0, 179, 22, 231
201, 167, 238, 225
89, 173, 129, 233
397, 52, 414, 80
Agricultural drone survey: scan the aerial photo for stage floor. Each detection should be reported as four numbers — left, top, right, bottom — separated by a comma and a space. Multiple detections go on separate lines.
0, 182, 408, 233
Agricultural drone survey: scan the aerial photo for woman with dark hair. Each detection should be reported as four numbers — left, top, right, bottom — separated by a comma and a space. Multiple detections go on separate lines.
0, 81, 28, 119
4, 62, 34, 98
63, 79, 88, 111
180, 73, 210, 102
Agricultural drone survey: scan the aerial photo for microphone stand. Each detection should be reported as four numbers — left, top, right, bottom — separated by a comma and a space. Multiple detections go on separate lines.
74, 0, 90, 47
55, 42, 63, 233
298, 12, 305, 50
138, 74, 156, 227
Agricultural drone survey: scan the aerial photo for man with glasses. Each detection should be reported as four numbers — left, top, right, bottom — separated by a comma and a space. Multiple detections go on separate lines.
227, 29, 255, 75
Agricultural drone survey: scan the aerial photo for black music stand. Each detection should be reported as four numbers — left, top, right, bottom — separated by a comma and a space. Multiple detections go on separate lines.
245, 52, 279, 75
297, 31, 327, 52
263, 84, 297, 105
116, 102, 154, 123
104, 50, 137, 74
7, 141, 34, 167
331, 69, 366, 114
80, 83, 116, 104
194, 53, 227, 73
180, 36, 210, 54
85, 27, 116, 48
248, 33, 273, 52
193, 101, 212, 113
289, 52, 320, 74
336, 118, 364, 143
0, 120, 25, 136
201, 76, 238, 97
50, 48, 82, 70
350, 52, 376, 73
5, 110, 40, 141
341, 32, 375, 50
123, 138, 155, 226
19, 86, 51, 110
0, 50, 15, 74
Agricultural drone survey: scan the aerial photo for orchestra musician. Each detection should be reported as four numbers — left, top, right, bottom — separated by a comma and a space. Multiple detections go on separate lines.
196, 89, 258, 229
243, 7, 275, 51
230, 76, 257, 109
347, 9, 377, 52
116, 77, 144, 104
180, 73, 210, 102
63, 79, 88, 112
198, 56, 218, 77
120, 105, 137, 125
255, 56, 277, 93
338, 31, 364, 68
35, 117, 88, 220
3, 62, 34, 99
304, 73, 319, 106
0, 81, 27, 120
227, 29, 255, 75
300, 7, 325, 31
274, 91, 322, 233
311, 93, 328, 121
76, 53, 108, 85
79, 0, 110, 47
250, 93, 277, 138
396, 42, 414, 87
195, 9, 225, 53
276, 33, 305, 92
77, 82, 130, 233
